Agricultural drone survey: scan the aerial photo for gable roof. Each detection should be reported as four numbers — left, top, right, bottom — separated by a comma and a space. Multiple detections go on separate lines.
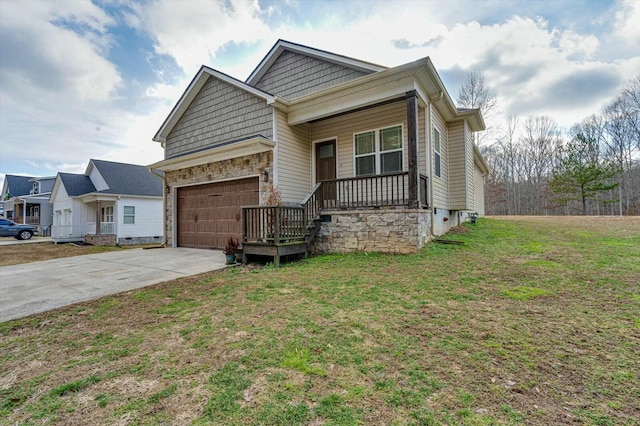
89, 159, 163, 197
246, 39, 386, 87
1, 175, 56, 197
153, 66, 275, 144
3, 175, 34, 197
58, 173, 96, 196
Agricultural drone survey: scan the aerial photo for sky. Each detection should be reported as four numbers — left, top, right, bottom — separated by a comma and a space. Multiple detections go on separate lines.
1, 0, 639, 190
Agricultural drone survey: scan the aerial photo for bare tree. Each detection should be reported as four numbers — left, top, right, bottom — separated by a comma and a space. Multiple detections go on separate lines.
621, 75, 640, 150
604, 97, 636, 215
519, 116, 562, 214
456, 71, 500, 148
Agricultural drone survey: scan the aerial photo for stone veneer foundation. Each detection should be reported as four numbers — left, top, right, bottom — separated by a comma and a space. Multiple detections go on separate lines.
163, 151, 273, 247
84, 234, 116, 246
312, 209, 432, 254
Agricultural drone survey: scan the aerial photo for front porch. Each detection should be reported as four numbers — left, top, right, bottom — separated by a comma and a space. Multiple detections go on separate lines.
242, 172, 430, 265
51, 222, 116, 244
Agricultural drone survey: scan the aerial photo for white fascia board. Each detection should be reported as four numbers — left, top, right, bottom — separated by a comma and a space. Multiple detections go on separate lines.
148, 137, 276, 172
456, 109, 486, 132
473, 143, 490, 175
80, 194, 119, 204
153, 67, 275, 143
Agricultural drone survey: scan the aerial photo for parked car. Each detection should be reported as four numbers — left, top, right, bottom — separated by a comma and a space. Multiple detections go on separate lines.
0, 219, 39, 240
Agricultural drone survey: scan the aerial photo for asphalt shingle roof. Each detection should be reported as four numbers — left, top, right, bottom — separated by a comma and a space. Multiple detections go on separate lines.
58, 173, 96, 196
4, 175, 35, 196
91, 160, 162, 197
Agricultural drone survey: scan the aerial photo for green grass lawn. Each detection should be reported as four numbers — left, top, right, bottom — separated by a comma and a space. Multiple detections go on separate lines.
1, 217, 639, 425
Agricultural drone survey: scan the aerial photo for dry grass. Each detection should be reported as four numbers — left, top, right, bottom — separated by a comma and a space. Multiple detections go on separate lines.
0, 241, 158, 267
1, 216, 638, 425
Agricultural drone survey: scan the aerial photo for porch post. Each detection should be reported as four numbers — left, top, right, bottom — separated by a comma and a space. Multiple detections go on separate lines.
96, 201, 101, 235
406, 90, 419, 209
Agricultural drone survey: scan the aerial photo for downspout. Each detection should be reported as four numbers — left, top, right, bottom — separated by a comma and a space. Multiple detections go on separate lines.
272, 106, 279, 189
148, 168, 168, 246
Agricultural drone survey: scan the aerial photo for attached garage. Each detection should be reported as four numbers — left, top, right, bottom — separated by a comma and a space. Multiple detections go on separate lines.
176, 177, 259, 249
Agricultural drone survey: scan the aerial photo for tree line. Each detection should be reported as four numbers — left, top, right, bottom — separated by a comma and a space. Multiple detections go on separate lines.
458, 72, 640, 215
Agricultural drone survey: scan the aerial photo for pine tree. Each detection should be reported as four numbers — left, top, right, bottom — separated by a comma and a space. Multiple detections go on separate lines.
549, 134, 619, 215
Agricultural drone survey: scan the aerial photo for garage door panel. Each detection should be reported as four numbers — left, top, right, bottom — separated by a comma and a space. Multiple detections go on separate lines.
177, 177, 259, 249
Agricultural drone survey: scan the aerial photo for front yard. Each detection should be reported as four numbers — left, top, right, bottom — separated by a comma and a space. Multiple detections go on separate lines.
1, 216, 638, 425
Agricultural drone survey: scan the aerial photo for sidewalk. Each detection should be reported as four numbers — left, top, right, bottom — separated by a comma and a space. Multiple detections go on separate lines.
0, 237, 53, 246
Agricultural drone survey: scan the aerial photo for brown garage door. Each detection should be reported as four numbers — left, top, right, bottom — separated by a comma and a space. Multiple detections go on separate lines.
177, 177, 259, 249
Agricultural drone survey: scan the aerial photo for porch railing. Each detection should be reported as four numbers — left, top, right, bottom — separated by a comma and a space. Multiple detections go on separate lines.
242, 206, 306, 244
420, 174, 429, 208
242, 173, 429, 249
52, 222, 116, 240
51, 225, 88, 240
87, 222, 115, 235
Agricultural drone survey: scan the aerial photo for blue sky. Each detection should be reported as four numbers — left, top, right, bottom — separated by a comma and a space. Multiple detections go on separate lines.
1, 0, 639, 190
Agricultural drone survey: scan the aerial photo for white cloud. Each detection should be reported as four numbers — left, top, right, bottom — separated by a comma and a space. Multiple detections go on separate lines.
614, 0, 640, 44
132, 0, 273, 76
0, 0, 121, 102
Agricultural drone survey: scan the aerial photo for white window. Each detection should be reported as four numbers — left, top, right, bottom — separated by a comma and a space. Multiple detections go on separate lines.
433, 128, 441, 178
354, 125, 403, 176
123, 206, 135, 224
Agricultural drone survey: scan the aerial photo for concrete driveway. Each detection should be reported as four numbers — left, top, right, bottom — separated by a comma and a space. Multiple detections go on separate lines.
0, 247, 228, 322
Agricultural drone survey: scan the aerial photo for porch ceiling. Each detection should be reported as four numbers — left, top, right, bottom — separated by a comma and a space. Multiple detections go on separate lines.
284, 57, 485, 132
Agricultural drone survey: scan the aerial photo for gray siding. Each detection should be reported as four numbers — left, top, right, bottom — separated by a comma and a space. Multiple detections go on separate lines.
165, 76, 273, 158
275, 110, 312, 203
473, 163, 485, 215
465, 121, 475, 211
311, 101, 407, 180
448, 120, 467, 210
431, 107, 449, 209
253, 50, 371, 99
418, 106, 426, 176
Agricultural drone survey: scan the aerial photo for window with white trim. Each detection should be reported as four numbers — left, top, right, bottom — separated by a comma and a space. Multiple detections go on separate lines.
354, 125, 403, 176
123, 206, 135, 224
433, 128, 441, 178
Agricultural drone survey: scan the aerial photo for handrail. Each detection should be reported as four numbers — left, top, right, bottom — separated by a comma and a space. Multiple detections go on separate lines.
242, 206, 306, 244
301, 182, 323, 227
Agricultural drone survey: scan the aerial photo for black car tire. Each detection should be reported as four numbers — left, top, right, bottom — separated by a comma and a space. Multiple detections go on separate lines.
16, 230, 33, 240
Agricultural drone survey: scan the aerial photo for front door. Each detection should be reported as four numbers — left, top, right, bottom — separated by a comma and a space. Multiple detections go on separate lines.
316, 140, 337, 205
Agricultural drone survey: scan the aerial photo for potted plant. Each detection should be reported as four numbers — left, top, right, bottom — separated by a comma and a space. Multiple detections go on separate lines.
224, 237, 240, 264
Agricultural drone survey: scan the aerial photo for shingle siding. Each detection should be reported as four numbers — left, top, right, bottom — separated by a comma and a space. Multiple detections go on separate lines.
165, 76, 273, 158
253, 51, 371, 99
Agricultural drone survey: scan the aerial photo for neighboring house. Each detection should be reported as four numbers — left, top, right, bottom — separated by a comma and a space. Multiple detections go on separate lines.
149, 40, 488, 259
50, 159, 164, 245
1, 175, 55, 235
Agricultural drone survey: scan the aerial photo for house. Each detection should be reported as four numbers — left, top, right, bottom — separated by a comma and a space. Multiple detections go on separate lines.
1, 175, 55, 235
149, 40, 488, 261
49, 159, 164, 245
